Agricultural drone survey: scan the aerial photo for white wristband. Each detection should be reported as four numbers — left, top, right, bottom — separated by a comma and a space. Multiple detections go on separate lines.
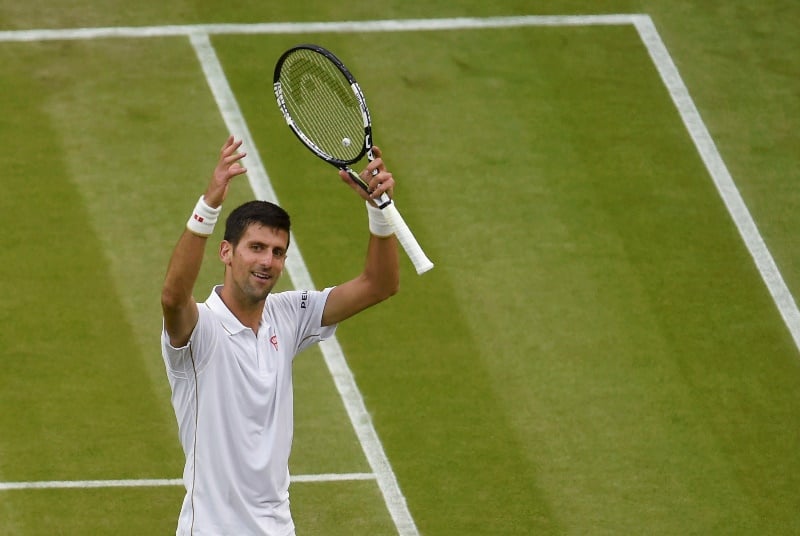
366, 201, 394, 237
186, 196, 222, 237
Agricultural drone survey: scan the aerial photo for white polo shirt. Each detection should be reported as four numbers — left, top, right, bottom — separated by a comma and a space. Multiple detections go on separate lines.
161, 285, 336, 536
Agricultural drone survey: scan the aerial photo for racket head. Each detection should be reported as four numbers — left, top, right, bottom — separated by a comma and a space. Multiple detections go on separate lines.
273, 44, 373, 168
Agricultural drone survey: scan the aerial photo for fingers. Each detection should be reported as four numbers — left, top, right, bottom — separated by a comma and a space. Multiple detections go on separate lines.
216, 137, 248, 181
339, 146, 395, 204
221, 136, 243, 157
362, 147, 393, 199
364, 167, 394, 199
205, 136, 247, 207
339, 169, 371, 201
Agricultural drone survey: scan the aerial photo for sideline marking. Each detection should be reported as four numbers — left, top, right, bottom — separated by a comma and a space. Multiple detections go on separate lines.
190, 32, 419, 536
0, 473, 376, 491
1, 16, 796, 353
1, 11, 797, 531
633, 16, 800, 352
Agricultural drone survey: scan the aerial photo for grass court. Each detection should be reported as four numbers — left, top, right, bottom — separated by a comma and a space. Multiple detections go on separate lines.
1, 1, 799, 534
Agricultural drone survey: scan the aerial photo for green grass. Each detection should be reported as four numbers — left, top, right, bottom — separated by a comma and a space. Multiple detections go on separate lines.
1, 2, 799, 535
1, 487, 184, 534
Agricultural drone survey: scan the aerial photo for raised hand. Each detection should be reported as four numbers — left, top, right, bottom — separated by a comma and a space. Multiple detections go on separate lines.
204, 136, 248, 208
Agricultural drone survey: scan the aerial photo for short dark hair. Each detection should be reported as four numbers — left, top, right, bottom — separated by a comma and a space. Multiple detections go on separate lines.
223, 200, 291, 247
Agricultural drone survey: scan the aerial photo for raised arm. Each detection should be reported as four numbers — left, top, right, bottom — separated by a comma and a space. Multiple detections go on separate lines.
321, 147, 400, 326
161, 136, 248, 346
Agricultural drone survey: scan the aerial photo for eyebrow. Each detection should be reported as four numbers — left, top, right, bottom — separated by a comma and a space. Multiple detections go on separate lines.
246, 239, 288, 252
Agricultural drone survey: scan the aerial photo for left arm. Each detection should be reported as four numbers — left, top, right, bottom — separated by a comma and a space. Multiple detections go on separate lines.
321, 147, 400, 326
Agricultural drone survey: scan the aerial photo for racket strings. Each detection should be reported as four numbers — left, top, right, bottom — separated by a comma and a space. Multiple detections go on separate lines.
278, 50, 364, 162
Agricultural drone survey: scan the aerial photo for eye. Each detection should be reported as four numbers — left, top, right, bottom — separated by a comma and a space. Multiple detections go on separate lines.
272, 249, 286, 259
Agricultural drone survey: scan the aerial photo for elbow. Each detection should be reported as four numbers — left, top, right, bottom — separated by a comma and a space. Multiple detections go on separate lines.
388, 278, 400, 299
365, 275, 399, 305
380, 277, 400, 302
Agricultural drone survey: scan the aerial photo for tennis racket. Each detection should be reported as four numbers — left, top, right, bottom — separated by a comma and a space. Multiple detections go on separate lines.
273, 44, 434, 275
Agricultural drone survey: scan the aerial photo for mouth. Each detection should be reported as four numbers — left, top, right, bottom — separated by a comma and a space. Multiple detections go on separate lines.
252, 272, 272, 281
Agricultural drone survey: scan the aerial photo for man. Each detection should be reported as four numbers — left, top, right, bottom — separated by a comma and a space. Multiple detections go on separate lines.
160, 136, 399, 535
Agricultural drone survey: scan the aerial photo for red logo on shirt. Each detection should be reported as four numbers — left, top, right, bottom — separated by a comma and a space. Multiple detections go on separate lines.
270, 335, 278, 351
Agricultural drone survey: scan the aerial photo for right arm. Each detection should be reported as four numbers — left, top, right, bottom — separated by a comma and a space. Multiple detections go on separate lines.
161, 136, 248, 347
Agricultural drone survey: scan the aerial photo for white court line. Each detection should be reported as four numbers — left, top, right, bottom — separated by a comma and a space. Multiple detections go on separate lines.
0, 15, 638, 42
632, 16, 800, 352
0, 479, 184, 491
2, 10, 798, 528
189, 33, 419, 536
0, 473, 376, 491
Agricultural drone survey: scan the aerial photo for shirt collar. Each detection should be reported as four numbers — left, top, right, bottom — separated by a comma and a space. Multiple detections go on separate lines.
204, 285, 250, 335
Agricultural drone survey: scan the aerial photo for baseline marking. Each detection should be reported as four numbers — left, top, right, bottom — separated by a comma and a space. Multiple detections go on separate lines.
0, 15, 639, 42
2, 16, 796, 354
1, 11, 796, 531
0, 473, 376, 491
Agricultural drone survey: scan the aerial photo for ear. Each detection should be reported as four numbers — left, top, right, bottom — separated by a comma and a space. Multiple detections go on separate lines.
219, 240, 233, 265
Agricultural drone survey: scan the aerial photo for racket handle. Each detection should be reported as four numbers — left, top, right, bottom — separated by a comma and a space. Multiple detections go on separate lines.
378, 198, 434, 275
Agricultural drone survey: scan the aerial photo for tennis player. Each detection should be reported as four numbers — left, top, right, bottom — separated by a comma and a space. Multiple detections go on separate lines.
160, 136, 399, 535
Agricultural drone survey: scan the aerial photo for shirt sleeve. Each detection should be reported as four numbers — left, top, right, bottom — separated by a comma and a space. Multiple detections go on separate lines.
160, 304, 217, 379
267, 287, 337, 355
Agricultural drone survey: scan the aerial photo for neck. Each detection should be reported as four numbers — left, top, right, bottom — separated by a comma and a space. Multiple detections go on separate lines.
218, 285, 265, 334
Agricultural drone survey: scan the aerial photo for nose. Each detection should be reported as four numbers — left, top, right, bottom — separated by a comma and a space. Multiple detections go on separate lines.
259, 251, 274, 267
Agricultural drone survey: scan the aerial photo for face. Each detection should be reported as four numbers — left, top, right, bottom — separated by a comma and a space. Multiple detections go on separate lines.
220, 223, 289, 305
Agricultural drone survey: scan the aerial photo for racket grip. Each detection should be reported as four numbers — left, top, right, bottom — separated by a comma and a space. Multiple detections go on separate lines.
379, 200, 434, 275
